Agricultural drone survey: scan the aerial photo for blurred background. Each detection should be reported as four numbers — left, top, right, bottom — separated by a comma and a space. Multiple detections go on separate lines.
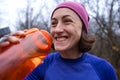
0, 0, 120, 79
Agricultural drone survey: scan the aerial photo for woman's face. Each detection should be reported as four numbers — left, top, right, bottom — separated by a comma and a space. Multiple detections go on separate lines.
50, 8, 83, 52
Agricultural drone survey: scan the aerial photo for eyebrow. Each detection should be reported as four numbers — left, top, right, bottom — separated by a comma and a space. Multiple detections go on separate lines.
51, 15, 71, 20
62, 15, 71, 19
51, 18, 57, 21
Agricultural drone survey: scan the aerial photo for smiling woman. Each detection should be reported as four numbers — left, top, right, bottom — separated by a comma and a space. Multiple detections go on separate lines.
51, 8, 83, 55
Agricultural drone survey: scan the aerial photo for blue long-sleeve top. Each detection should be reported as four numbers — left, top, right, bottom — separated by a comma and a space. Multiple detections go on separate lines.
25, 52, 117, 80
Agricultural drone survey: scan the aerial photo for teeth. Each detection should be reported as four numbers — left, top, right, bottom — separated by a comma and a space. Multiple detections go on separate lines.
56, 37, 66, 41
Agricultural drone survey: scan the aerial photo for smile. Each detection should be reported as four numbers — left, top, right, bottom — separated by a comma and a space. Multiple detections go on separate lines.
55, 36, 68, 41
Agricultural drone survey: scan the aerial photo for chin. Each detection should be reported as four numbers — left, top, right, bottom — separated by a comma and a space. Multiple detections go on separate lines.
54, 47, 66, 52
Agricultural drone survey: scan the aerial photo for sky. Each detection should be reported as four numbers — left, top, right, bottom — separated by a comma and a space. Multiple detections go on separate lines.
0, 0, 57, 31
0, 0, 26, 29
0, 0, 26, 32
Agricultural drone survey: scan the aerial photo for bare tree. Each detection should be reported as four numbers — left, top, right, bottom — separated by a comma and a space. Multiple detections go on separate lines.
16, 0, 49, 31
85, 0, 120, 79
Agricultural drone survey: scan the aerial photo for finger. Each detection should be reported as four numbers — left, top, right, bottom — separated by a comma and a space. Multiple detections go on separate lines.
0, 36, 10, 49
7, 36, 21, 44
24, 29, 29, 32
0, 36, 8, 43
12, 31, 26, 38
0, 41, 10, 48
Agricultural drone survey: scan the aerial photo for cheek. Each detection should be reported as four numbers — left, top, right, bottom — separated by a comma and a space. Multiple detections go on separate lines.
74, 31, 81, 41
73, 29, 82, 43
50, 28, 54, 36
77, 29, 82, 37
50, 29, 56, 42
74, 27, 82, 37
72, 30, 82, 47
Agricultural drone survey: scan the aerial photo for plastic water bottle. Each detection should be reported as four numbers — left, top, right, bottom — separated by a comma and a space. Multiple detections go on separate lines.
0, 28, 53, 58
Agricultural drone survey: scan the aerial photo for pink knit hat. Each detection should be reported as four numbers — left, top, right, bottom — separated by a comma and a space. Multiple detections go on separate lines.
51, 1, 89, 33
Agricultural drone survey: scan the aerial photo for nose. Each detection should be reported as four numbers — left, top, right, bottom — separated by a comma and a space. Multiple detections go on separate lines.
54, 22, 64, 33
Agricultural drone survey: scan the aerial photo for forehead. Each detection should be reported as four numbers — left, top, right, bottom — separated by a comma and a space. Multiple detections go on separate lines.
52, 8, 79, 19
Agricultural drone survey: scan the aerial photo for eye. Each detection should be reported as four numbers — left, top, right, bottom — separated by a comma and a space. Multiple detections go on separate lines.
51, 21, 57, 27
63, 19, 73, 24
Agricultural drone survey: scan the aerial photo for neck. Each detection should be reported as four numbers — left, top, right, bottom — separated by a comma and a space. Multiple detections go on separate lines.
60, 48, 83, 59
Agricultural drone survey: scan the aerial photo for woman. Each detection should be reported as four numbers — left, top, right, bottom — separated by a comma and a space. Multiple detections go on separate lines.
25, 1, 117, 80
0, 1, 117, 80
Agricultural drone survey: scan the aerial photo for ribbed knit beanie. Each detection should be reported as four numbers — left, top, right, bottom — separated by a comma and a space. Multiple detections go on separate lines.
51, 1, 89, 33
